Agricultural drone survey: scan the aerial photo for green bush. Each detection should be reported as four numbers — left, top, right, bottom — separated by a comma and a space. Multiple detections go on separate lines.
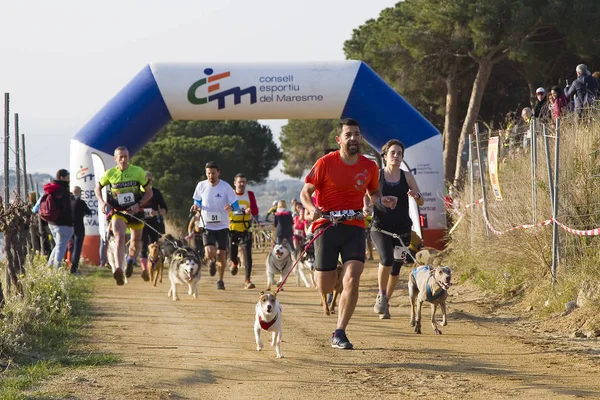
1, 255, 82, 360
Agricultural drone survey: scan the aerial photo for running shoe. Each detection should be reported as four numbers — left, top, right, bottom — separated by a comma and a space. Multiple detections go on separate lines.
113, 268, 125, 286
244, 280, 255, 289
125, 258, 134, 278
141, 269, 150, 282
330, 331, 353, 349
230, 262, 239, 276
209, 260, 217, 277
373, 294, 387, 314
216, 280, 225, 290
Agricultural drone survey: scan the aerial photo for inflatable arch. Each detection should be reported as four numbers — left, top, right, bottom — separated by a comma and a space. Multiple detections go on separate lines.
70, 61, 444, 264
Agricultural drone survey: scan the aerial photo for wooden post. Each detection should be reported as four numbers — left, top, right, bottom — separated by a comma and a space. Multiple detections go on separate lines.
4, 93, 11, 293
22, 132, 28, 196
14, 113, 21, 198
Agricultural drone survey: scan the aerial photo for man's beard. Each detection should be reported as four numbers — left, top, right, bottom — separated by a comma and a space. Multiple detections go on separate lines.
345, 142, 360, 155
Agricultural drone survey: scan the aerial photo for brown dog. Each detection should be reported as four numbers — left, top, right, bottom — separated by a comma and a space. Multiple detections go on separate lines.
148, 241, 165, 287
319, 262, 344, 315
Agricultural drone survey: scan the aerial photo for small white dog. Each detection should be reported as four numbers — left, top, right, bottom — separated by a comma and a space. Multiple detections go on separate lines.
254, 291, 283, 358
167, 249, 201, 301
265, 241, 293, 291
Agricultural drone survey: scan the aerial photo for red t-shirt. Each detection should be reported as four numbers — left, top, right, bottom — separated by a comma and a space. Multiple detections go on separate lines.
305, 150, 379, 230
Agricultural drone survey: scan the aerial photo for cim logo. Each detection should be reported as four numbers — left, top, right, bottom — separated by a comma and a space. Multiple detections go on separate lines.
76, 166, 94, 183
187, 68, 257, 110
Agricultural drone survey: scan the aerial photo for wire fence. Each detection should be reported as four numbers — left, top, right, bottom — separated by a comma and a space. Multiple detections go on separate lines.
450, 111, 600, 282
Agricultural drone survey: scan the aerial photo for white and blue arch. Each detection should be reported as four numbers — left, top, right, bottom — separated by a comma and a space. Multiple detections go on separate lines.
71, 61, 445, 250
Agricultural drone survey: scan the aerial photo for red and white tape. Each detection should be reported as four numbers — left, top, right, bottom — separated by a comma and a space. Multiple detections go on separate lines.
452, 198, 600, 237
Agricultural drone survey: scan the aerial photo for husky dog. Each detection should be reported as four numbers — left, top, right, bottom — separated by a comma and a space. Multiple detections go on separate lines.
265, 241, 293, 292
167, 248, 202, 301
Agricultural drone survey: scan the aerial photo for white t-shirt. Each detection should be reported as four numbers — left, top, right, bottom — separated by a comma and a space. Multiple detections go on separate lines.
192, 180, 237, 231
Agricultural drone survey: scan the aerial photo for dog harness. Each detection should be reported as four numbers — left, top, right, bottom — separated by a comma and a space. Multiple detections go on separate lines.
412, 266, 446, 302
259, 314, 278, 331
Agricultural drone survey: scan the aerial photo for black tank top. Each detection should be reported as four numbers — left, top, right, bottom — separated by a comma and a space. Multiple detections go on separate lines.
372, 169, 412, 233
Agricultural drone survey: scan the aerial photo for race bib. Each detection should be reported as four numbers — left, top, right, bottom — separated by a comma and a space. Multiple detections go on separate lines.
144, 208, 153, 218
207, 212, 221, 223
294, 229, 305, 237
117, 192, 135, 207
393, 245, 409, 262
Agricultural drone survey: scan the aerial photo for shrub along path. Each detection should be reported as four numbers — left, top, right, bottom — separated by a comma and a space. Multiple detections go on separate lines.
27, 253, 600, 399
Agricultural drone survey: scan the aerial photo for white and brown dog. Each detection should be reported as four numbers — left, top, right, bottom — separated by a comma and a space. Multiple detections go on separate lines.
167, 248, 201, 301
265, 241, 293, 291
254, 291, 283, 358
408, 264, 452, 334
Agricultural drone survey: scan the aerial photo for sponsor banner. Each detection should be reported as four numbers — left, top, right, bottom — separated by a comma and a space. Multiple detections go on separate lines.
403, 135, 445, 231
150, 62, 361, 120
70, 140, 113, 236
487, 136, 503, 201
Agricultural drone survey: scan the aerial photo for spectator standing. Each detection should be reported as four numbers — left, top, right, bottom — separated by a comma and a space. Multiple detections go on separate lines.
549, 86, 569, 121
69, 186, 92, 274
43, 169, 74, 268
533, 87, 550, 119
564, 64, 599, 117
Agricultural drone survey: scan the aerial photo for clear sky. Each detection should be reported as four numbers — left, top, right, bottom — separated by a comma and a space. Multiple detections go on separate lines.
0, 0, 396, 179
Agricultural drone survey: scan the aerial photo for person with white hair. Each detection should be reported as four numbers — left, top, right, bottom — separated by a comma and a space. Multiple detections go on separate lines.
564, 63, 599, 116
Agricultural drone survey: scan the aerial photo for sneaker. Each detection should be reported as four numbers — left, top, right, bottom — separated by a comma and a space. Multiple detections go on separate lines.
141, 269, 150, 282
327, 293, 333, 306
331, 331, 353, 349
113, 269, 125, 286
216, 280, 225, 290
70, 270, 82, 276
125, 258, 134, 278
379, 304, 391, 320
244, 280, 255, 289
373, 294, 387, 314
230, 262, 239, 276
209, 260, 217, 277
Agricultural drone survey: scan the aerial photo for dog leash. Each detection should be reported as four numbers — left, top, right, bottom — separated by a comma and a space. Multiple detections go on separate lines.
275, 210, 363, 294
106, 206, 180, 249
372, 226, 418, 264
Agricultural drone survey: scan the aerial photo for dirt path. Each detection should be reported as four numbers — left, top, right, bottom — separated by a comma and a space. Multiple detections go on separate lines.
33, 254, 600, 399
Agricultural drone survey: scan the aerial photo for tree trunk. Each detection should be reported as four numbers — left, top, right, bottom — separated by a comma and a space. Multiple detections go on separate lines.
453, 58, 496, 189
443, 74, 460, 185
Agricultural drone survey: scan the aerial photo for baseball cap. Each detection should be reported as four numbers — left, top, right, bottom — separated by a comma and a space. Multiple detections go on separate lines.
536, 87, 545, 94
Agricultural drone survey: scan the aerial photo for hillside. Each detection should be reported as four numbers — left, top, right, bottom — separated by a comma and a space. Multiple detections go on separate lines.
248, 178, 304, 220
0, 171, 54, 200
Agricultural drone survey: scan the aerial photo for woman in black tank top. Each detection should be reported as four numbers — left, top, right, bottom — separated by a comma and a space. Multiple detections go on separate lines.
370, 140, 424, 319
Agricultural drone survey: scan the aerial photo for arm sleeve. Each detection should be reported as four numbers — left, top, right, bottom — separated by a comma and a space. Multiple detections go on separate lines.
194, 199, 202, 207
248, 191, 259, 216
305, 158, 324, 188
99, 171, 110, 187
367, 163, 380, 192
231, 200, 241, 212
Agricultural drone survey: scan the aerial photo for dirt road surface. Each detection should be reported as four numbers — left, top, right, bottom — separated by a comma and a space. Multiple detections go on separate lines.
32, 253, 600, 399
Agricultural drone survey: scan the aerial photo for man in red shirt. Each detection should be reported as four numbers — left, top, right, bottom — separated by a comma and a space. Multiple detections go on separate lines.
300, 118, 398, 349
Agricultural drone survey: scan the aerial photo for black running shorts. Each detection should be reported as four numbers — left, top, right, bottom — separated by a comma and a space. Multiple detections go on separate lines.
314, 223, 365, 272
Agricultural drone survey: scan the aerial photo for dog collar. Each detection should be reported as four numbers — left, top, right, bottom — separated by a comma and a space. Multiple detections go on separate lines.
259, 315, 278, 331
